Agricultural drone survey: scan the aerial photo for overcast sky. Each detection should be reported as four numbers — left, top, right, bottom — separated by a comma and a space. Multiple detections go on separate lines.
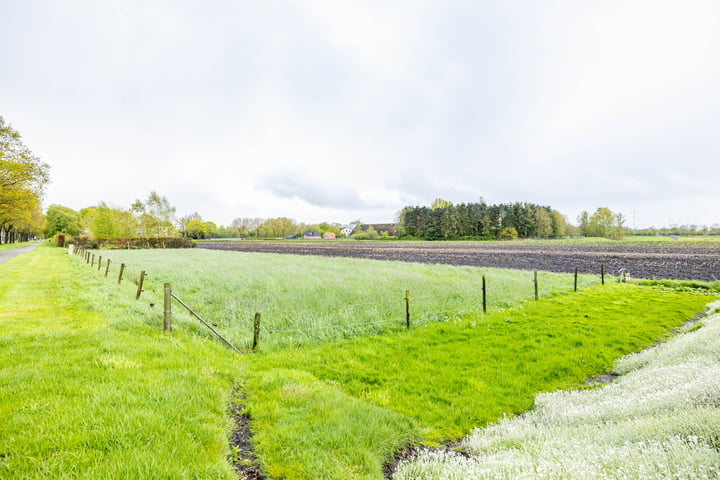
2, 1, 719, 228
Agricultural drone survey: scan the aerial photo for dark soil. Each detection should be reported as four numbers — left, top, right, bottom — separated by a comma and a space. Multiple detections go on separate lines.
199, 240, 720, 281
229, 394, 265, 480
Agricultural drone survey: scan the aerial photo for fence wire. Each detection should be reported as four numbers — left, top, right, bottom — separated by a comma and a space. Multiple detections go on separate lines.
71, 246, 620, 349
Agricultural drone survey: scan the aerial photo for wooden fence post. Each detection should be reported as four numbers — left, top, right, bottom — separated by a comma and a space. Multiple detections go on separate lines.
574, 267, 578, 292
534, 269, 539, 300
164, 283, 172, 332
105, 259, 111, 277
136, 270, 145, 300
405, 290, 410, 329
98, 256, 102, 271
252, 312, 261, 351
118, 263, 125, 284
91, 254, 95, 268
601, 263, 605, 285
482, 275, 487, 313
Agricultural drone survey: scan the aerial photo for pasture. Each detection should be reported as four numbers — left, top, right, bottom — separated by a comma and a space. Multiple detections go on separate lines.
0, 245, 717, 479
87, 248, 602, 350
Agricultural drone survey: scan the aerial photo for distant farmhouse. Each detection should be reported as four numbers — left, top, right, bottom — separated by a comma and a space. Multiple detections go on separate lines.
340, 223, 398, 237
340, 224, 357, 236
303, 230, 321, 240
322, 232, 336, 239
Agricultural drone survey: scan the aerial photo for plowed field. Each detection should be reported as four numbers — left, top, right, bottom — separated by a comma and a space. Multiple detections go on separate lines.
198, 240, 720, 281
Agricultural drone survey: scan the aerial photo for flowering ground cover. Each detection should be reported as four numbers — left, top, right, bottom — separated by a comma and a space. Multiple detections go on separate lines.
392, 301, 720, 480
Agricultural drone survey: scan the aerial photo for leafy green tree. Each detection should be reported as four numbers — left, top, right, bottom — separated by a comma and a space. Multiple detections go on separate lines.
431, 198, 453, 210
535, 208, 553, 238
177, 212, 202, 237
577, 211, 590, 237
203, 221, 217, 238
0, 116, 50, 243
185, 219, 207, 239
579, 208, 626, 240
132, 191, 176, 237
551, 210, 566, 237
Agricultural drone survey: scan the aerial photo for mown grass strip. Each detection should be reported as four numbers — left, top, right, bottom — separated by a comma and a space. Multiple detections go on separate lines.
0, 247, 244, 479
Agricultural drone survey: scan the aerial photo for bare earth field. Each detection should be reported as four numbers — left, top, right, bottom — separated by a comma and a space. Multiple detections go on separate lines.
198, 240, 720, 281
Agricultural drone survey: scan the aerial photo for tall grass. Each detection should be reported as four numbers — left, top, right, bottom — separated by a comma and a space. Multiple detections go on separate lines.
82, 248, 601, 349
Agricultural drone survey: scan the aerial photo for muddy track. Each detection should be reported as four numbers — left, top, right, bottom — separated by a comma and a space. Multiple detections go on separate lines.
198, 240, 720, 281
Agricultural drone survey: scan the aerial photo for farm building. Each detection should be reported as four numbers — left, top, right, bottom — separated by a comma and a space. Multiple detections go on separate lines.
340, 224, 357, 236
303, 230, 321, 240
322, 232, 336, 239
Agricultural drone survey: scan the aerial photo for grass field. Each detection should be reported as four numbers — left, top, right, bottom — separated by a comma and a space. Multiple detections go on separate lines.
1, 246, 716, 479
82, 248, 602, 350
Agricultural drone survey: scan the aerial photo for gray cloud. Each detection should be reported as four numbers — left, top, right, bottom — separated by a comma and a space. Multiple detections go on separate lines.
260, 174, 377, 210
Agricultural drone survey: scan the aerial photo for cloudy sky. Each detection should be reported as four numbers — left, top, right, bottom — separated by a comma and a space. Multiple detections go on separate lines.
2, 1, 719, 228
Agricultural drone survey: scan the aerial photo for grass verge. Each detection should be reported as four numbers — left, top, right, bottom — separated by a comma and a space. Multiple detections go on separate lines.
0, 240, 36, 252
0, 246, 244, 479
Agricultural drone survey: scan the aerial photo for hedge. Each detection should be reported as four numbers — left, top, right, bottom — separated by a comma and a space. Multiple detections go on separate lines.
70, 236, 195, 249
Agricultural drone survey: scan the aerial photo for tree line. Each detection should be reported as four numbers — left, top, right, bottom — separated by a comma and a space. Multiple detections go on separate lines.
0, 116, 49, 243
399, 200, 569, 240
45, 192, 177, 241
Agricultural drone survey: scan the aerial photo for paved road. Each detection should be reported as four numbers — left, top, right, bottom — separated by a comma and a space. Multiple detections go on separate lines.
0, 242, 42, 266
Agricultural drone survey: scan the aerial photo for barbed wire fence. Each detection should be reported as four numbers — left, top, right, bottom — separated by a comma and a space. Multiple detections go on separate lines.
67, 243, 625, 353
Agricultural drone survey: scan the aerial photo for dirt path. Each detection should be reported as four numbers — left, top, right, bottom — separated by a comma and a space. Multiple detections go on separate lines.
0, 242, 42, 266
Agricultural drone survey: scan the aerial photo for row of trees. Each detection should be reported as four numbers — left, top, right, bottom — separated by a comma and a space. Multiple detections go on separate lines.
224, 217, 346, 239
399, 200, 569, 240
45, 192, 178, 240
0, 116, 49, 243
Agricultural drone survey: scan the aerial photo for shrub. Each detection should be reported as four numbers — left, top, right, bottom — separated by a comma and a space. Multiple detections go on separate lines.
499, 227, 519, 240
54, 233, 66, 247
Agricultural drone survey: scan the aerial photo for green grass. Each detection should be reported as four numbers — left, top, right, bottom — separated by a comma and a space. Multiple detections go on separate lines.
2, 246, 715, 479
0, 240, 36, 251
246, 283, 712, 454
0, 246, 244, 479
81, 248, 601, 350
